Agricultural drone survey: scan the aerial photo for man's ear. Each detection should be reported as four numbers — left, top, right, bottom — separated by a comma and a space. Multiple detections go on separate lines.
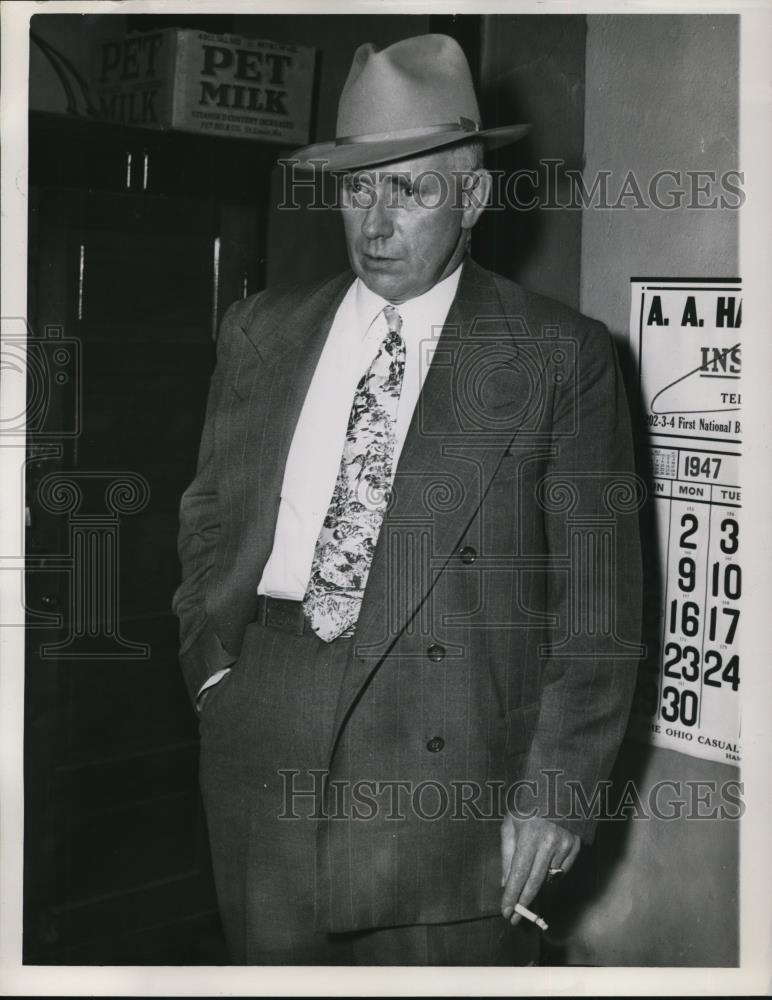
460, 169, 492, 231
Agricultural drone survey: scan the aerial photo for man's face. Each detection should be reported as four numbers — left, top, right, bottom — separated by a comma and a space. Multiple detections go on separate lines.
340, 148, 486, 304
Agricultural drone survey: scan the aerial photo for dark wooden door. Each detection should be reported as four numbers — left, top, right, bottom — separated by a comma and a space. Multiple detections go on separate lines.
24, 113, 270, 964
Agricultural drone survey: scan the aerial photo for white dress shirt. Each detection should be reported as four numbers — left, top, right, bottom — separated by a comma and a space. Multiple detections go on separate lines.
198, 264, 462, 704
257, 263, 462, 599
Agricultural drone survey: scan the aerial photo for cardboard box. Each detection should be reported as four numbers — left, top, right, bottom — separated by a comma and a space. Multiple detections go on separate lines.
94, 28, 316, 146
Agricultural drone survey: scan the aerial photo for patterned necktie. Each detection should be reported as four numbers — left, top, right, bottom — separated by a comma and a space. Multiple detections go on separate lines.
304, 305, 405, 642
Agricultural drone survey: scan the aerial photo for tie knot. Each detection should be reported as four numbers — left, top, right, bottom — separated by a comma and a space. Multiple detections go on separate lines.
383, 304, 402, 336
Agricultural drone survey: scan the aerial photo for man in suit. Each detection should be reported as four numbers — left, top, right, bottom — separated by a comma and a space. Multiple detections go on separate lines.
173, 34, 643, 965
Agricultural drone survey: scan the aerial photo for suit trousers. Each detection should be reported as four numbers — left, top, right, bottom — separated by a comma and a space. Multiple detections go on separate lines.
198, 619, 538, 966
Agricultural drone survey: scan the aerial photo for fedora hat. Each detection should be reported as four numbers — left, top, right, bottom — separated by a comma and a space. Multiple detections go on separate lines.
289, 33, 530, 171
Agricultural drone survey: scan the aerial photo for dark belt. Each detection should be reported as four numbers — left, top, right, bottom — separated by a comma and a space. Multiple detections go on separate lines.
253, 594, 357, 640
254, 594, 312, 635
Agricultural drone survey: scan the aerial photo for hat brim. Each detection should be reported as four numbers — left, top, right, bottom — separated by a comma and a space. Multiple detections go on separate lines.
286, 123, 531, 172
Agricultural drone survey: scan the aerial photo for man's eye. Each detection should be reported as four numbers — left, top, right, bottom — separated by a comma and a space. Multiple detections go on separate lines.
390, 178, 415, 201
345, 176, 363, 194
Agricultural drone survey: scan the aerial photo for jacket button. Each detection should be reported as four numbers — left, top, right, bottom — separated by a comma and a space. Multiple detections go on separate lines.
427, 643, 445, 662
459, 545, 477, 564
426, 736, 445, 753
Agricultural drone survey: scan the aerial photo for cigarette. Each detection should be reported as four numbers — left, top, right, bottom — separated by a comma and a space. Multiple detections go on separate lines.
514, 902, 549, 931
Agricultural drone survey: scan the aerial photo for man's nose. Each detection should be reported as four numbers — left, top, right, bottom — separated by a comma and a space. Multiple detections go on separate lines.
361, 194, 394, 240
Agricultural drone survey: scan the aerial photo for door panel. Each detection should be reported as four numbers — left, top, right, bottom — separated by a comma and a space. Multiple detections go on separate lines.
24, 114, 268, 964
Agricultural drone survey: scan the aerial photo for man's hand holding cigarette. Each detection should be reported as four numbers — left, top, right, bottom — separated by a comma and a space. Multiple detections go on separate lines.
500, 815, 581, 928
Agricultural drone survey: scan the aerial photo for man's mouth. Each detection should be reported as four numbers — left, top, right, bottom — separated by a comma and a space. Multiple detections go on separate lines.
362, 252, 400, 264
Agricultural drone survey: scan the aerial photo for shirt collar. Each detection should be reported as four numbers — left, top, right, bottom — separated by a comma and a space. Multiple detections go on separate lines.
353, 262, 464, 341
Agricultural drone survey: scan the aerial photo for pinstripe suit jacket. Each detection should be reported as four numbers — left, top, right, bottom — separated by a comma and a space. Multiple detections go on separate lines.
173, 258, 643, 932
